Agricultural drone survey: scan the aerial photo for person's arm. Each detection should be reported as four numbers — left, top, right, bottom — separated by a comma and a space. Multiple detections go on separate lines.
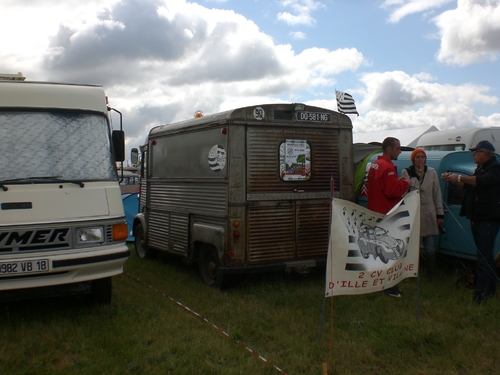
401, 169, 418, 191
452, 174, 475, 187
381, 170, 410, 198
441, 172, 475, 187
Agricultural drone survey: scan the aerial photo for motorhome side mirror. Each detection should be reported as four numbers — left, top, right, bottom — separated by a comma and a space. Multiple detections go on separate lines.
112, 130, 125, 162
131, 148, 139, 166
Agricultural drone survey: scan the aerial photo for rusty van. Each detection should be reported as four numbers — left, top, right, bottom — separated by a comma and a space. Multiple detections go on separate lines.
133, 103, 355, 287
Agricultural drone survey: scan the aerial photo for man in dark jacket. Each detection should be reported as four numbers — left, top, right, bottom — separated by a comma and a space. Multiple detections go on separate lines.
442, 140, 500, 304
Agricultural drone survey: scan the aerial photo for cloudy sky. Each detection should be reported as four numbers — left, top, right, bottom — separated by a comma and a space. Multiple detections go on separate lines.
1, 0, 499, 153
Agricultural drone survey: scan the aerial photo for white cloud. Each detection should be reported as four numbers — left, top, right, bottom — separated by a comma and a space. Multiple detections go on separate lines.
361, 70, 496, 110
2, 0, 497, 152
381, 0, 500, 65
412, 72, 436, 81
0, 0, 364, 148
352, 70, 498, 133
478, 112, 500, 127
0, 0, 120, 77
434, 0, 500, 65
290, 31, 306, 40
277, 0, 324, 26
381, 0, 453, 23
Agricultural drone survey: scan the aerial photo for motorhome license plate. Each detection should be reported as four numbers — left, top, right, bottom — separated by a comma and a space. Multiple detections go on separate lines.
0, 259, 50, 276
296, 111, 331, 122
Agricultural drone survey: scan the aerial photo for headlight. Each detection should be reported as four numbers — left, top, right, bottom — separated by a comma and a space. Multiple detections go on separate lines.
77, 227, 104, 244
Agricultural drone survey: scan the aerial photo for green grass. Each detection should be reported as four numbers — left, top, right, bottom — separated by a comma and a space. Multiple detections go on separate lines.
0, 245, 499, 375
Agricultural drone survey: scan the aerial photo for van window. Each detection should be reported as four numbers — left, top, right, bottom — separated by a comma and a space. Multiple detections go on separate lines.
0, 111, 116, 181
279, 139, 311, 181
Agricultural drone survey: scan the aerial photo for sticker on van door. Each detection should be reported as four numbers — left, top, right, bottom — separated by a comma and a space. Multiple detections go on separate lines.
208, 145, 227, 171
279, 139, 311, 181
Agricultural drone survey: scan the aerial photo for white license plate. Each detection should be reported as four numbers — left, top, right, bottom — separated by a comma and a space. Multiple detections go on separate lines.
296, 111, 331, 122
0, 259, 50, 276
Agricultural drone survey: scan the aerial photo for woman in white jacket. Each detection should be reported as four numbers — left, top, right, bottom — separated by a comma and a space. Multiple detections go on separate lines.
402, 148, 444, 283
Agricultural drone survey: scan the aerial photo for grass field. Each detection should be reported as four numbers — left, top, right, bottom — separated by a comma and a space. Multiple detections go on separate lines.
0, 245, 499, 375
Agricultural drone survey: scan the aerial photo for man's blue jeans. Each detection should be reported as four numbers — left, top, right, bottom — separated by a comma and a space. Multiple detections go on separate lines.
471, 220, 499, 302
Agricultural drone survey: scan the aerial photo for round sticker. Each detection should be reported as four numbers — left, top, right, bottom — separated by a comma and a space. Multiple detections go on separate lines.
253, 107, 265, 120
208, 145, 227, 172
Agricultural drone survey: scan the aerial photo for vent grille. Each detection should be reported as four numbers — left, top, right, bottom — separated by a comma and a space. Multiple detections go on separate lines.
248, 206, 295, 263
297, 204, 330, 258
247, 202, 330, 264
148, 210, 189, 255
149, 182, 227, 214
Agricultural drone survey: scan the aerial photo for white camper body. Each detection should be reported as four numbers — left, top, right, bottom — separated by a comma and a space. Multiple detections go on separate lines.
0, 78, 129, 303
417, 127, 500, 151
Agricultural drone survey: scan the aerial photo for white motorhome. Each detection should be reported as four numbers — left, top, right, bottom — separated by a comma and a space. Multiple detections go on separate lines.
417, 127, 500, 151
0, 74, 129, 303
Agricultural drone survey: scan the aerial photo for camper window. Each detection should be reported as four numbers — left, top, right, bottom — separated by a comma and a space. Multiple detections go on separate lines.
279, 140, 311, 181
421, 144, 465, 151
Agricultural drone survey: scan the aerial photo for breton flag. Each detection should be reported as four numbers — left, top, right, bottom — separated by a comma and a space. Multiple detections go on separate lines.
325, 190, 420, 297
335, 90, 359, 116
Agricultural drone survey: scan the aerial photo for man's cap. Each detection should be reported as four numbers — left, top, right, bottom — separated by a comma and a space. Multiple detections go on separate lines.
470, 140, 495, 152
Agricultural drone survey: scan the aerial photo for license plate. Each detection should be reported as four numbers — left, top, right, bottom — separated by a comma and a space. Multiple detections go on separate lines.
296, 111, 331, 122
0, 259, 50, 276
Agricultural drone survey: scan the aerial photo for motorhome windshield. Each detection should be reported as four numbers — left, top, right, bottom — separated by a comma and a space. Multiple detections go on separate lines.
0, 111, 117, 182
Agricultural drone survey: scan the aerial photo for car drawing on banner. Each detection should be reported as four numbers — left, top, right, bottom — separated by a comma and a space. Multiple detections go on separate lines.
357, 225, 406, 264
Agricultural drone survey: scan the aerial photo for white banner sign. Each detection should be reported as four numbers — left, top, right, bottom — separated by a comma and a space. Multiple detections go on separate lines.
326, 190, 420, 297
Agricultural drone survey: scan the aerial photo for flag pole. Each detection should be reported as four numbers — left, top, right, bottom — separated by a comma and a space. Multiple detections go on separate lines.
415, 185, 421, 321
317, 176, 335, 343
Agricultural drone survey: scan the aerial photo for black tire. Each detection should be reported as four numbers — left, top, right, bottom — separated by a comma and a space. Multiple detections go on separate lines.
134, 223, 152, 259
198, 245, 224, 288
89, 277, 112, 305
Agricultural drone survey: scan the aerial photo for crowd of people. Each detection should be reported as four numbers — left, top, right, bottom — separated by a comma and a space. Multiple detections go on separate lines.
367, 137, 499, 305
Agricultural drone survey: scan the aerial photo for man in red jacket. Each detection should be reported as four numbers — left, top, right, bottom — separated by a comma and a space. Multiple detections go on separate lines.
367, 137, 410, 297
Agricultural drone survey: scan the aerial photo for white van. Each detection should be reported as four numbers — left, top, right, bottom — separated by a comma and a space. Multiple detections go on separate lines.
417, 127, 500, 151
0, 76, 129, 303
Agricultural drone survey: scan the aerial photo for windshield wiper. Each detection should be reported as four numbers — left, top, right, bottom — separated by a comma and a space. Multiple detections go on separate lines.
0, 176, 85, 188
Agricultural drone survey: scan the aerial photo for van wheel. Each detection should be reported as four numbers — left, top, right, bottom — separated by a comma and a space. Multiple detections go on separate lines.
134, 223, 152, 259
199, 245, 224, 288
88, 277, 112, 305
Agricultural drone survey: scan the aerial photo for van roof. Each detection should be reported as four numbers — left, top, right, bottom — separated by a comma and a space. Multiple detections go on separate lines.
148, 103, 352, 137
0, 80, 108, 114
